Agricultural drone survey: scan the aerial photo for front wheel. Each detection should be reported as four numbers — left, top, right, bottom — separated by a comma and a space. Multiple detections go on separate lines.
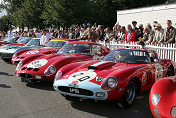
166, 66, 174, 77
118, 79, 137, 108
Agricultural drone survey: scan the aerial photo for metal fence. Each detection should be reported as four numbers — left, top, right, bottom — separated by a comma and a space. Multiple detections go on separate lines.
98, 41, 176, 62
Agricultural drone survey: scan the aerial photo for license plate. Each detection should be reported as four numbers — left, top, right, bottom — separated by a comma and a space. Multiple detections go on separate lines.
21, 78, 32, 83
69, 88, 79, 94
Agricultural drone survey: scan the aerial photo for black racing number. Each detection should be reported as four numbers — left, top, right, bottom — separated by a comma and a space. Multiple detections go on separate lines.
147, 72, 152, 85
78, 76, 90, 82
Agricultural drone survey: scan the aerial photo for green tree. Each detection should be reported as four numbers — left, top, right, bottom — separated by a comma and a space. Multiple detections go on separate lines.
0, 15, 12, 32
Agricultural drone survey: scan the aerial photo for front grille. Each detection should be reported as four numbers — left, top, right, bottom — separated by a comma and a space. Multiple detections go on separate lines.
19, 73, 33, 78
58, 86, 94, 96
21, 67, 40, 72
14, 61, 20, 64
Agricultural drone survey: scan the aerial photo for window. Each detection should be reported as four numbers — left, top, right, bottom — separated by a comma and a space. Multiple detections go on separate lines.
92, 45, 102, 55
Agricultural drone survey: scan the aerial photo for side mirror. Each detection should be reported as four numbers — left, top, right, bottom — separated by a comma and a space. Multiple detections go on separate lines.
150, 57, 154, 63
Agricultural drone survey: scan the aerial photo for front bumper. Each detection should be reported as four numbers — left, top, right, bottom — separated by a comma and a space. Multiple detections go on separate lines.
53, 79, 108, 100
1, 52, 14, 59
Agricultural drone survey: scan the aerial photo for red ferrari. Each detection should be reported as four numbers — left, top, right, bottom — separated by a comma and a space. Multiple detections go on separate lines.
12, 39, 74, 65
15, 41, 110, 83
149, 76, 176, 118
53, 48, 176, 107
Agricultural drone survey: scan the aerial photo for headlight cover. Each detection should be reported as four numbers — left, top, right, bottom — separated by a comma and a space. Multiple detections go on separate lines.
16, 62, 23, 70
44, 65, 56, 76
107, 77, 118, 89
54, 71, 62, 81
152, 94, 161, 105
101, 76, 118, 90
12, 53, 17, 59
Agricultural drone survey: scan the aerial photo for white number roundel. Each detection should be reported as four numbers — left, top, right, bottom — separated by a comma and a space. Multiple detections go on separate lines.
27, 59, 48, 68
68, 71, 97, 83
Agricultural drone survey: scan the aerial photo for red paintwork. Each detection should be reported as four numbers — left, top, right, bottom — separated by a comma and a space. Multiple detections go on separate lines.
149, 77, 176, 118
15, 41, 110, 81
56, 49, 176, 101
11, 39, 75, 65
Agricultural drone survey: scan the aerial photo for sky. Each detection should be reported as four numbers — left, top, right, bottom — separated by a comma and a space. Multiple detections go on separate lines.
0, 0, 7, 17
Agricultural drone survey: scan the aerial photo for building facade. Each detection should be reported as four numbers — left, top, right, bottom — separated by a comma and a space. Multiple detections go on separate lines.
117, 4, 176, 28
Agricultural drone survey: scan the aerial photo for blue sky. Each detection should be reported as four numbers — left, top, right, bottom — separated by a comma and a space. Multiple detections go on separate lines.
0, 0, 7, 17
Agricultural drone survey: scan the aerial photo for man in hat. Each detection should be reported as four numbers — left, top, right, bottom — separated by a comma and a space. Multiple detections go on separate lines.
152, 24, 164, 44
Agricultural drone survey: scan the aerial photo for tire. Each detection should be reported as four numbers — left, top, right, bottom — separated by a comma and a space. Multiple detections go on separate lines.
118, 79, 137, 108
166, 66, 174, 77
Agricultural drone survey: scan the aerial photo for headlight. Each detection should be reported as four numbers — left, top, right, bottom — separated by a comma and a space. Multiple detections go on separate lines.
107, 77, 117, 89
16, 62, 23, 70
152, 94, 160, 105
54, 71, 62, 81
44, 65, 56, 76
12, 53, 17, 59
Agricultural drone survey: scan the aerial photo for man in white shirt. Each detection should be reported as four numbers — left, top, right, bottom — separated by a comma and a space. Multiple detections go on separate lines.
40, 29, 50, 46
13, 31, 20, 38
8, 28, 13, 39
35, 30, 42, 38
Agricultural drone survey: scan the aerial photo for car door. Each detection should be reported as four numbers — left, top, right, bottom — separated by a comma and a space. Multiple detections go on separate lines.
149, 50, 164, 82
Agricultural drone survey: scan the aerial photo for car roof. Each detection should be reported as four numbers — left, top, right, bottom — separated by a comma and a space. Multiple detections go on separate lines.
50, 38, 76, 42
115, 48, 149, 52
67, 41, 101, 45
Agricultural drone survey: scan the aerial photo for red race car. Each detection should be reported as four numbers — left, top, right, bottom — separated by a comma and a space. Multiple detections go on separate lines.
15, 41, 110, 83
149, 76, 176, 118
53, 48, 176, 107
12, 39, 74, 65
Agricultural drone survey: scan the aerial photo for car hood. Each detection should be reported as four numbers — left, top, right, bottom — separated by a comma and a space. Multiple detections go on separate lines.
0, 46, 41, 53
24, 53, 90, 70
60, 61, 147, 86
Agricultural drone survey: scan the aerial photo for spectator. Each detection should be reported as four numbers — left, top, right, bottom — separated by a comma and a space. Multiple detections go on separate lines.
69, 28, 74, 39
104, 27, 111, 42
40, 29, 50, 46
132, 21, 139, 41
153, 24, 164, 44
62, 29, 69, 38
119, 26, 126, 41
87, 28, 98, 42
79, 28, 84, 38
146, 23, 156, 44
124, 24, 136, 42
57, 30, 63, 39
8, 28, 13, 39
35, 30, 42, 38
143, 27, 151, 42
73, 28, 80, 39
138, 24, 144, 38
30, 30, 36, 37
161, 20, 176, 44
13, 31, 19, 38
98, 25, 105, 41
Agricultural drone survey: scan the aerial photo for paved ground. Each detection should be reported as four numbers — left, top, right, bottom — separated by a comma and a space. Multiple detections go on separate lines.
0, 59, 153, 118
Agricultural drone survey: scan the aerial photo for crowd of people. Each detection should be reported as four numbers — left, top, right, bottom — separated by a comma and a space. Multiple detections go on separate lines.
1, 20, 176, 46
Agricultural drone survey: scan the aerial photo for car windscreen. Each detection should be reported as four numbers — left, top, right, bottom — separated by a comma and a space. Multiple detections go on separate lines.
25, 39, 40, 46
103, 49, 150, 64
4, 38, 15, 43
18, 38, 31, 44
45, 41, 66, 48
58, 43, 91, 55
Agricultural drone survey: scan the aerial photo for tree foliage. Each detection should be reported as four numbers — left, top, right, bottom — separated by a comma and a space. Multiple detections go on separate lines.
0, 0, 170, 30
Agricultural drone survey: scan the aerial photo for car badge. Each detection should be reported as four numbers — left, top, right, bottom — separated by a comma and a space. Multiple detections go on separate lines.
69, 81, 79, 87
